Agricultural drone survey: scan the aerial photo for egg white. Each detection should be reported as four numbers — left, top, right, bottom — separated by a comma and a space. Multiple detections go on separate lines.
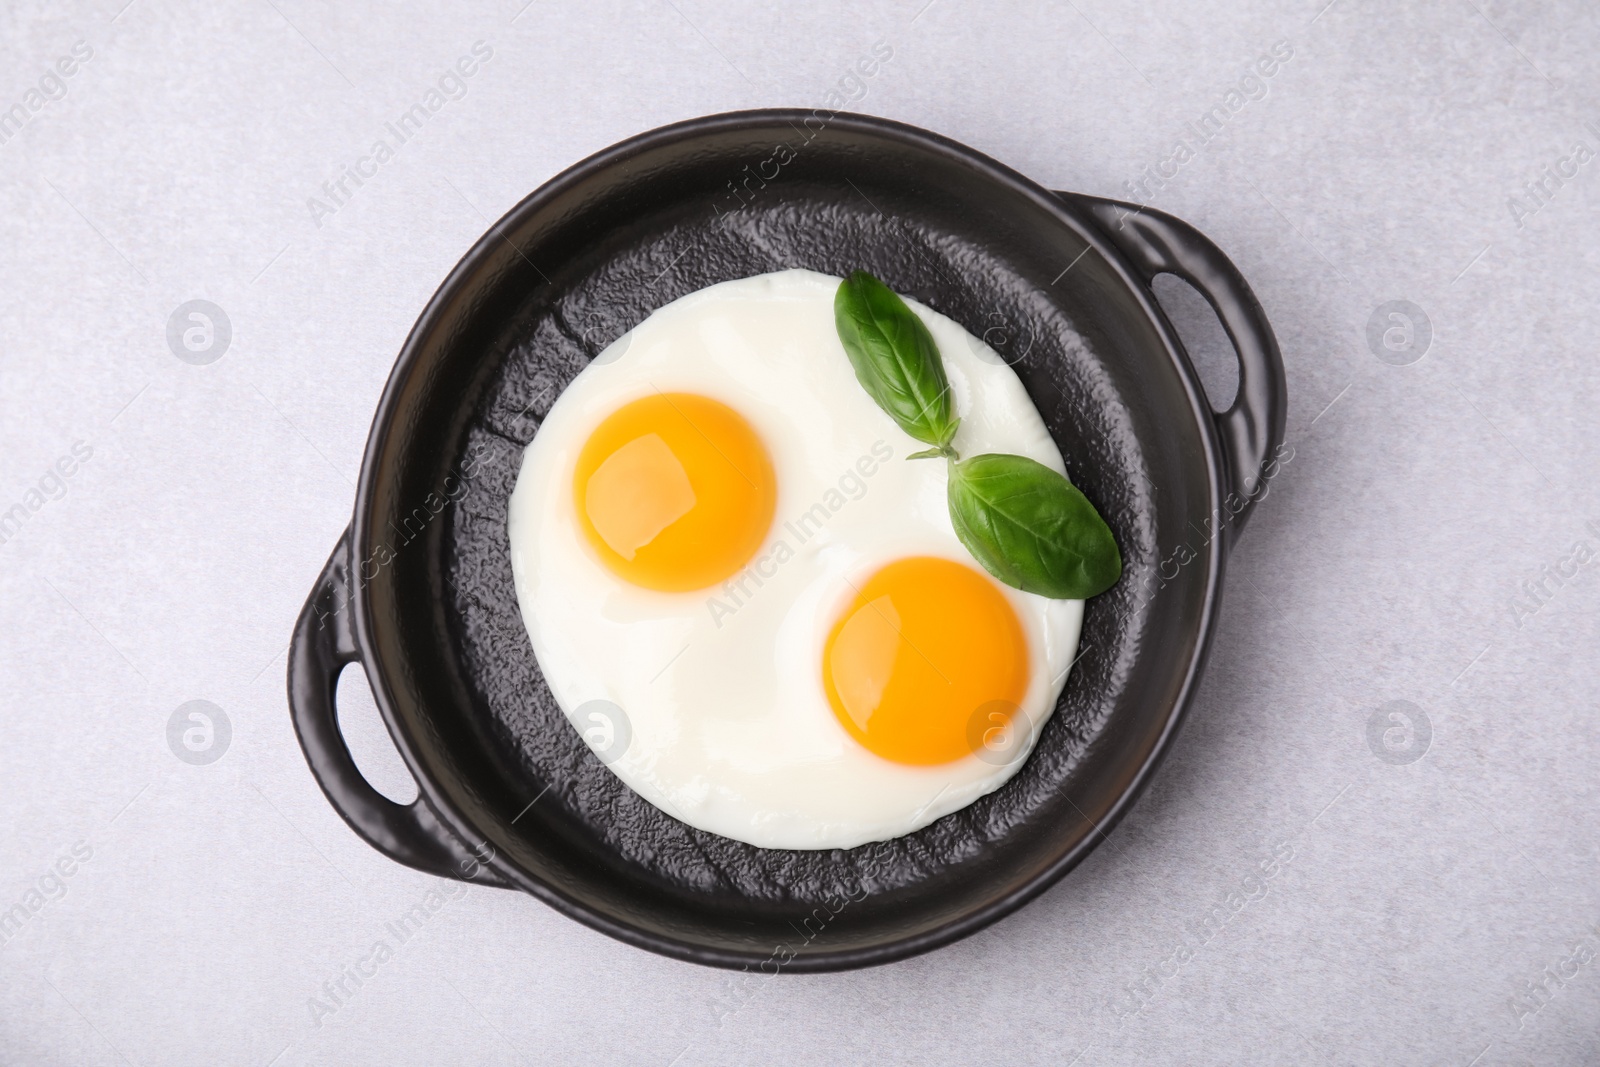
507, 269, 1083, 850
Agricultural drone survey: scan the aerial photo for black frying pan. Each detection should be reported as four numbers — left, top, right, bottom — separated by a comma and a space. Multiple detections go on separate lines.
287, 109, 1285, 972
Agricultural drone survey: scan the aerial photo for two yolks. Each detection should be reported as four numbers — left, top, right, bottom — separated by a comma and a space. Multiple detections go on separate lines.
572, 393, 1028, 767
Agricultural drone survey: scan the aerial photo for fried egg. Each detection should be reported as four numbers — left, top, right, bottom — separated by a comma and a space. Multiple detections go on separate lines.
507, 269, 1082, 850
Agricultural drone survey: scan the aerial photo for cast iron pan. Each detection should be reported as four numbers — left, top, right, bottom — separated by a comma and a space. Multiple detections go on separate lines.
287, 109, 1285, 972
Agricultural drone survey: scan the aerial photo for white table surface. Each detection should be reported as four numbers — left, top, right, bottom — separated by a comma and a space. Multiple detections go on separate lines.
3, 0, 1598, 1063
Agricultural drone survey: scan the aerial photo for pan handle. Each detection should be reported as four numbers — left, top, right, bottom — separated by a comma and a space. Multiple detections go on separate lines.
287, 531, 508, 887
1065, 194, 1288, 541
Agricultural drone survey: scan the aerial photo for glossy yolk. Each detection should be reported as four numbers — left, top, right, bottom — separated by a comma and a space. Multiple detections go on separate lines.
823, 556, 1029, 765
573, 392, 776, 592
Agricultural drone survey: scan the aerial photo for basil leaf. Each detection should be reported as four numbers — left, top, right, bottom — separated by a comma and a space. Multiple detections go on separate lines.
834, 271, 958, 451
948, 453, 1121, 599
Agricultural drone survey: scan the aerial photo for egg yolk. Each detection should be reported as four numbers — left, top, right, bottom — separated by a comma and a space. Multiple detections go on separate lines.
823, 556, 1030, 765
573, 392, 776, 592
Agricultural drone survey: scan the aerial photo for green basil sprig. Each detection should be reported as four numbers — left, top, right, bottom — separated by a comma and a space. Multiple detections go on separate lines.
834, 271, 1122, 600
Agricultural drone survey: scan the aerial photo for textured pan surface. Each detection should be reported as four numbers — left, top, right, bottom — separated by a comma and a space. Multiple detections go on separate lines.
357, 112, 1218, 967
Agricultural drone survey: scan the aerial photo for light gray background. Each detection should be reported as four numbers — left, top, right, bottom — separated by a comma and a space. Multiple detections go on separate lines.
2, 0, 1597, 1063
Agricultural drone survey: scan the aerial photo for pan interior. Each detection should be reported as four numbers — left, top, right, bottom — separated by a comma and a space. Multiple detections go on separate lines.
357, 114, 1217, 965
